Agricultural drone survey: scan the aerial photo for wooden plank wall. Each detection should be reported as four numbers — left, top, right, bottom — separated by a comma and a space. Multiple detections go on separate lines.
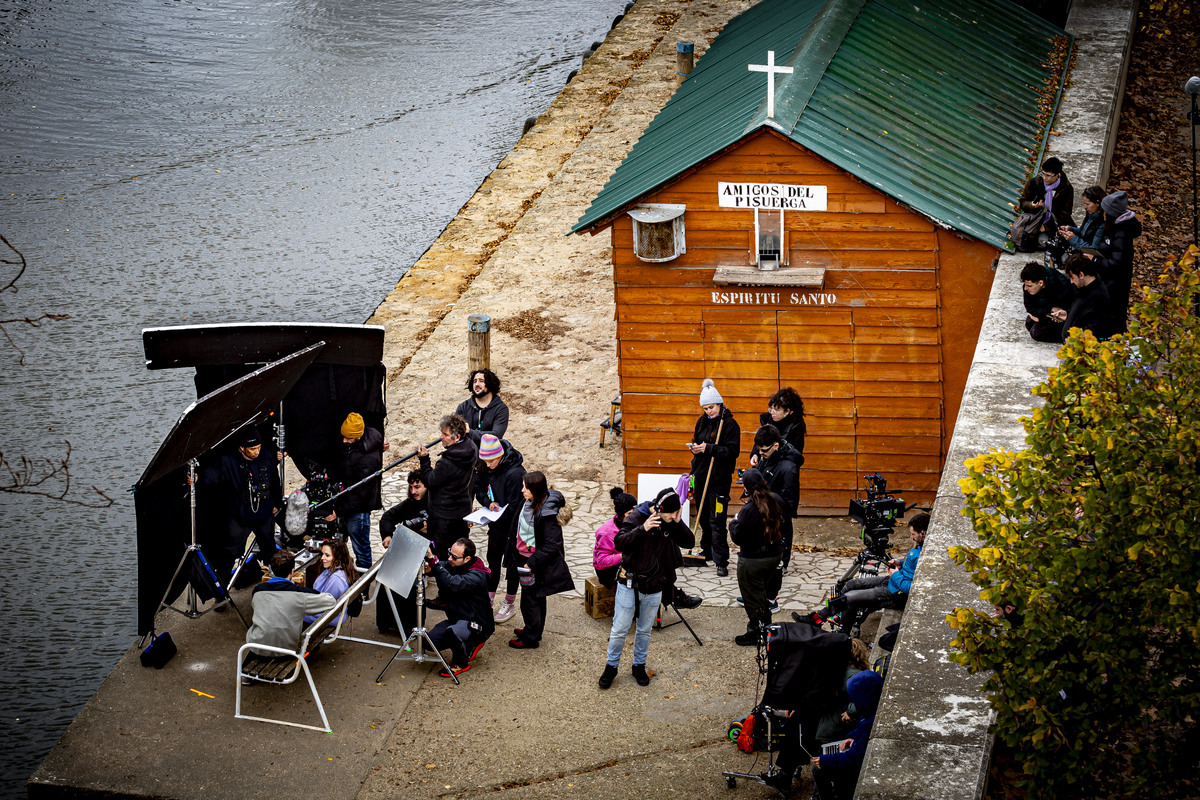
614, 129, 997, 512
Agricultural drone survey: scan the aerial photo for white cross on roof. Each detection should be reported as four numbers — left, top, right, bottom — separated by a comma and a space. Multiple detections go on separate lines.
748, 50, 794, 120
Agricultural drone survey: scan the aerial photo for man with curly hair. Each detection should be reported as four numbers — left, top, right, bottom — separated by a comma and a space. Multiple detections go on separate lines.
455, 368, 510, 446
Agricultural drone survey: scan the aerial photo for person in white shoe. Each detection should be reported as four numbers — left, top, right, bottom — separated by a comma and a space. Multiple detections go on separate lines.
473, 434, 526, 614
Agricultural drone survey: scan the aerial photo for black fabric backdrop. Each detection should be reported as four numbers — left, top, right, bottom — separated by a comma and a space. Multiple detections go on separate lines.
136, 361, 385, 635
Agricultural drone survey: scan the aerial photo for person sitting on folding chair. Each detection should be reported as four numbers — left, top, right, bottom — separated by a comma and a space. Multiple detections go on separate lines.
246, 550, 337, 666
424, 538, 495, 678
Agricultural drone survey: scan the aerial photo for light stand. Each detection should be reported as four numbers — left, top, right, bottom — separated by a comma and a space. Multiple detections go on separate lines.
156, 458, 248, 626
375, 567, 459, 685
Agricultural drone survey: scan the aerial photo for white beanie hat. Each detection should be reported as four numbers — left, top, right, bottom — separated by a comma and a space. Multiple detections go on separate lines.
699, 378, 723, 406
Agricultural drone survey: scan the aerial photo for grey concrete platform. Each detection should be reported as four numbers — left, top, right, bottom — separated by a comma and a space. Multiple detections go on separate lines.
29, 586, 820, 800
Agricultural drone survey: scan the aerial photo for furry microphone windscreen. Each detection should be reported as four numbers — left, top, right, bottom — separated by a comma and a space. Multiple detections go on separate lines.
285, 489, 310, 536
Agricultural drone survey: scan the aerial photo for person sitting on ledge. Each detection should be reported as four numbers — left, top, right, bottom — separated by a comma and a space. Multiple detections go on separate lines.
804, 670, 885, 800
1021, 261, 1075, 343
1058, 184, 1106, 251
798, 513, 927, 626
245, 550, 336, 662
1051, 253, 1115, 342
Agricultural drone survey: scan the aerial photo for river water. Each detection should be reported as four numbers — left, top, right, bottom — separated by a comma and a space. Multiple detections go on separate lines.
0, 0, 625, 793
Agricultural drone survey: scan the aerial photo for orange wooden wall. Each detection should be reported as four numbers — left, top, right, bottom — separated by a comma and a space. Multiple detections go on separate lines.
610, 129, 998, 513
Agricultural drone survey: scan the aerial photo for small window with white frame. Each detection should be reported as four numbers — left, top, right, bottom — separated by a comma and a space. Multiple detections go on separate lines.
755, 207, 785, 269
628, 204, 686, 262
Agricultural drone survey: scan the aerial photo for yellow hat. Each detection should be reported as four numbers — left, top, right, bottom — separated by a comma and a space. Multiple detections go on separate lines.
340, 412, 365, 439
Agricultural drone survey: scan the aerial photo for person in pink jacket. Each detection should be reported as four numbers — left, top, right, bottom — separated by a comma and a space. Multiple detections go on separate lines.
593, 488, 636, 587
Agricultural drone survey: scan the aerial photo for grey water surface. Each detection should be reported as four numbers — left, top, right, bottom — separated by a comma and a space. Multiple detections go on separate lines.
0, 0, 624, 793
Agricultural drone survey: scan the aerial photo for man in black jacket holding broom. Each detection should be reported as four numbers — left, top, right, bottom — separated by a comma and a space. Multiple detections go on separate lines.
689, 378, 740, 577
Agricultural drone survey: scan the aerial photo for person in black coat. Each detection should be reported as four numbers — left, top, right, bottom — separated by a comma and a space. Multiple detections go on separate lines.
730, 469, 787, 646
598, 488, 694, 689
1019, 156, 1074, 239
454, 368, 511, 446
1021, 261, 1076, 343
1052, 254, 1114, 342
689, 379, 740, 576
752, 386, 807, 459
506, 471, 574, 649
201, 427, 282, 587
474, 434, 527, 605
754, 424, 803, 602
375, 470, 427, 635
417, 414, 478, 558
425, 537, 495, 677
1090, 190, 1142, 334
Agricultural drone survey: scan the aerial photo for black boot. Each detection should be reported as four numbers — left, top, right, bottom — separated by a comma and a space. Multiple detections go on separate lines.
631, 663, 650, 686
598, 664, 617, 689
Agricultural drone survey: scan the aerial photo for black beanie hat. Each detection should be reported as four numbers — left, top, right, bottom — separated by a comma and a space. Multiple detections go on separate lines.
238, 428, 262, 448
609, 487, 637, 518
654, 488, 682, 513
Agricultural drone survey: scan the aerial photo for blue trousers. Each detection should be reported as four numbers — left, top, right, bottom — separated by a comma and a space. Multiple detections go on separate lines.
344, 511, 372, 570
606, 583, 662, 667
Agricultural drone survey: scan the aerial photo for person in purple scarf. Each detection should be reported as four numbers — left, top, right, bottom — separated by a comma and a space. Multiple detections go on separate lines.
1019, 156, 1075, 244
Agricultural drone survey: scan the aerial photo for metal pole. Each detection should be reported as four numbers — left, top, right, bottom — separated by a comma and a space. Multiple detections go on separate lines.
188, 459, 199, 615
308, 438, 440, 515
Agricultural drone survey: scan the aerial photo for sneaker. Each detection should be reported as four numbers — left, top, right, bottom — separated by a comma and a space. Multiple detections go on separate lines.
631, 663, 650, 686
735, 596, 745, 607
468, 641, 485, 662
494, 601, 518, 623
768, 598, 780, 613
734, 631, 758, 646
438, 663, 470, 678
716, 565, 729, 577
598, 664, 618, 689
240, 676, 254, 686
675, 592, 703, 610
508, 637, 539, 649
425, 596, 448, 610
792, 610, 822, 625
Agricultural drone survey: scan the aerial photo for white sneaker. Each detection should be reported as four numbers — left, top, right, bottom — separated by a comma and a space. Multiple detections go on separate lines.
494, 600, 518, 623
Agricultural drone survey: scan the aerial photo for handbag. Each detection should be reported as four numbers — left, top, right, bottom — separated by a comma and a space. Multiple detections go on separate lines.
1009, 211, 1043, 252
140, 630, 177, 669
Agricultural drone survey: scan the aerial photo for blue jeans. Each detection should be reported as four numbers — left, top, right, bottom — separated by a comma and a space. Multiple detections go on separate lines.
606, 583, 662, 667
344, 511, 373, 570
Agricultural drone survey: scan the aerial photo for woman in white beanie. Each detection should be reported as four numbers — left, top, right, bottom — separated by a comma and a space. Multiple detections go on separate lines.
687, 379, 741, 577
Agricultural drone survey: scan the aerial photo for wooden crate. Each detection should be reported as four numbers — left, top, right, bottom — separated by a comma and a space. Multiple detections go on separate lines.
584, 575, 616, 619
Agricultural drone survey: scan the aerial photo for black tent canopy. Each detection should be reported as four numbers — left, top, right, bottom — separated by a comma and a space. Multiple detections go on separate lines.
135, 323, 387, 635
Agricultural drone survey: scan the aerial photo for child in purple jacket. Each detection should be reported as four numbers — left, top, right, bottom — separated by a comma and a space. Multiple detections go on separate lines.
593, 487, 636, 587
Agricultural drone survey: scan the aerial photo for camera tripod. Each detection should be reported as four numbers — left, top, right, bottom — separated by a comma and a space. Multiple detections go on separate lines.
375, 568, 459, 685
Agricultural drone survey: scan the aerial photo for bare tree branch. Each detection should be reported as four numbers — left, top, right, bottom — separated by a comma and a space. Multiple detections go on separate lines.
0, 232, 28, 294
0, 235, 71, 363
0, 440, 115, 508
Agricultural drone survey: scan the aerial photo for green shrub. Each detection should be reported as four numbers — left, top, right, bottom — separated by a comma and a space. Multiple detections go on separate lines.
949, 248, 1200, 799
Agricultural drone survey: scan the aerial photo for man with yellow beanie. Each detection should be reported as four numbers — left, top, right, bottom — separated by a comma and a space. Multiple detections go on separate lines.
307, 412, 389, 570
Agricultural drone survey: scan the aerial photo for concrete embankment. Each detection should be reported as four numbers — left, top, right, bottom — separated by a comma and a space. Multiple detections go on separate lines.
857, 2, 1139, 798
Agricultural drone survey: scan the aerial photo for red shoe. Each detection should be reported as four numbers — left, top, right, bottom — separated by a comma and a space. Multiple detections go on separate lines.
508, 637, 539, 649
469, 641, 486, 662
439, 663, 470, 678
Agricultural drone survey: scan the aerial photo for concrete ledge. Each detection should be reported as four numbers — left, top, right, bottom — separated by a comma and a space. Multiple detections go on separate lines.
856, 1, 1139, 798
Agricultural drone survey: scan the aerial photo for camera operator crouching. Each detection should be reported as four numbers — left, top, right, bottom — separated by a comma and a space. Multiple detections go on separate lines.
598, 488, 694, 690
798, 513, 928, 628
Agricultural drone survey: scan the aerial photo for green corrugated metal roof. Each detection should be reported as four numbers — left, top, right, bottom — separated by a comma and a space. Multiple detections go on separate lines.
572, 0, 1070, 251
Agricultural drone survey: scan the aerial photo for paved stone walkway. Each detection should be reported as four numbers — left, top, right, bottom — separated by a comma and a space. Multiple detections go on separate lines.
374, 473, 852, 612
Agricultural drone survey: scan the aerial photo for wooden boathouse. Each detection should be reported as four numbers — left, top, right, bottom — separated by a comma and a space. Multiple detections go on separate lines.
573, 0, 1070, 513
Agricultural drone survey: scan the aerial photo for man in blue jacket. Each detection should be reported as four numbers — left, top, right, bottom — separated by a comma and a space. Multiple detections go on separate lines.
808, 670, 884, 799
801, 513, 927, 625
